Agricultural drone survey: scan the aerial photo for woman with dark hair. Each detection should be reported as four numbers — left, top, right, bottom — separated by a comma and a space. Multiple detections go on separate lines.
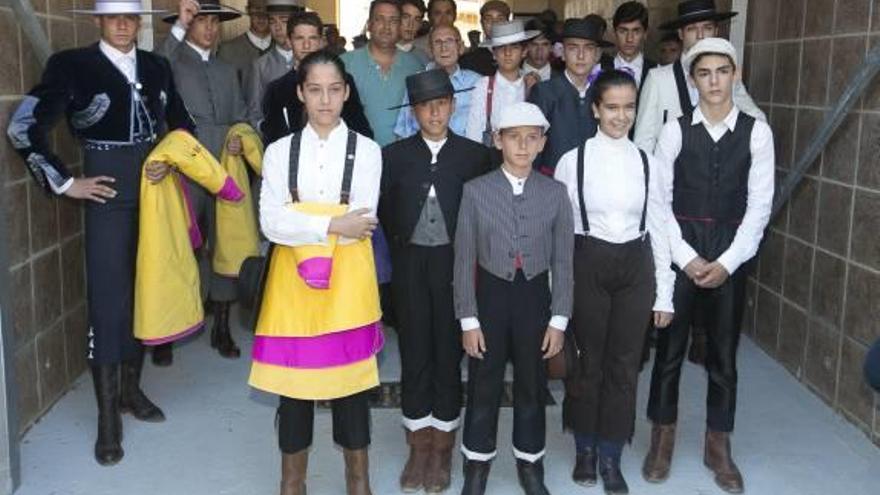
250, 50, 384, 495
554, 70, 675, 495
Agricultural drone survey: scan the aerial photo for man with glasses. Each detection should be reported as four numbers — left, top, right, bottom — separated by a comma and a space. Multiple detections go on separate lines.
527, 18, 610, 175
394, 24, 481, 138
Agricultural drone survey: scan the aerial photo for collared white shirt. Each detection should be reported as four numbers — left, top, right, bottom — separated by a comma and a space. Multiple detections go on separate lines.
99, 40, 137, 83
564, 69, 590, 99
422, 135, 448, 197
170, 21, 214, 62
522, 61, 553, 82
655, 105, 775, 276
554, 130, 675, 312
276, 45, 294, 64
247, 30, 272, 51
460, 166, 570, 331
615, 52, 644, 88
260, 121, 382, 246
397, 42, 414, 52
465, 72, 527, 142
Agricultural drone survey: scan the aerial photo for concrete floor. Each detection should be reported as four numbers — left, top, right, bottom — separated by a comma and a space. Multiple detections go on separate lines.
14, 312, 880, 495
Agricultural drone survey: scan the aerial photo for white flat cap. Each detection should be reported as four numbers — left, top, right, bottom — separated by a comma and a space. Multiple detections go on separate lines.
494, 102, 550, 133
683, 37, 738, 69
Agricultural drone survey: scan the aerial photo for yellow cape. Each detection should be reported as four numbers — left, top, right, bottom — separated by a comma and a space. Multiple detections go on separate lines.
134, 130, 244, 345
213, 123, 263, 277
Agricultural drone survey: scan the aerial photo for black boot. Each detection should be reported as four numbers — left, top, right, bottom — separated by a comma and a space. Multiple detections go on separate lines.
572, 446, 598, 486
91, 365, 123, 466
210, 301, 240, 358
516, 459, 550, 495
460, 458, 491, 495
599, 455, 629, 495
119, 350, 165, 422
151, 343, 173, 367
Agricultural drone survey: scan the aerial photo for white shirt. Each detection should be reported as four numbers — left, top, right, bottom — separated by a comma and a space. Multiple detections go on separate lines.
554, 130, 675, 312
614, 52, 644, 88
465, 72, 527, 142
564, 70, 590, 99
655, 105, 775, 276
522, 61, 553, 82
247, 30, 272, 52
460, 166, 570, 331
260, 122, 382, 246
185, 40, 212, 62
422, 136, 447, 197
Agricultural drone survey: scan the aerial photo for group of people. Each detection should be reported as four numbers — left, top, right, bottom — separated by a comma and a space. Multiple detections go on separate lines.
6, 0, 776, 495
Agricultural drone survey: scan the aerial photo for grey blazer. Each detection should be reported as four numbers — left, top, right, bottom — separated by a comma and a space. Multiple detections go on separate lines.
217, 32, 269, 91
454, 169, 574, 320
157, 36, 248, 159
247, 48, 294, 128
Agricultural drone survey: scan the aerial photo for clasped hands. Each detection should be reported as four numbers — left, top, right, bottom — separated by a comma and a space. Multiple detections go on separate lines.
684, 256, 729, 289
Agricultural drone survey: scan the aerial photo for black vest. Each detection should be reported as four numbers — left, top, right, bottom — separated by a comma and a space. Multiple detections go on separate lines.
673, 111, 755, 223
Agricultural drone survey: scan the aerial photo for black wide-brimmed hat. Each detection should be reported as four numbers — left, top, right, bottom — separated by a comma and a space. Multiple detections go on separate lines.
389, 69, 474, 110
659, 0, 737, 31
163, 0, 242, 24
560, 18, 614, 48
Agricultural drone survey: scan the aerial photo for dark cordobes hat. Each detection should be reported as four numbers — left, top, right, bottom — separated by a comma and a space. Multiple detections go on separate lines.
389, 68, 474, 110
561, 18, 613, 48
658, 0, 737, 31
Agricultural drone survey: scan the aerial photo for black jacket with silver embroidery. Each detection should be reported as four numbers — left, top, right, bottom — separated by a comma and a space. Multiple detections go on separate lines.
6, 43, 194, 193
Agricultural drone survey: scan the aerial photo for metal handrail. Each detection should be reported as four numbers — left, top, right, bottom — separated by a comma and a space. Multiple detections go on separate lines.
772, 43, 880, 218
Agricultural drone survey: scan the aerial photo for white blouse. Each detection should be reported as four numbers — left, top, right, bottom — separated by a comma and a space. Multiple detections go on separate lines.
260, 121, 382, 247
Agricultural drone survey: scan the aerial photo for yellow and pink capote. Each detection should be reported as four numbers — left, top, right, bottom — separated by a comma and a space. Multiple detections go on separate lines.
248, 203, 385, 400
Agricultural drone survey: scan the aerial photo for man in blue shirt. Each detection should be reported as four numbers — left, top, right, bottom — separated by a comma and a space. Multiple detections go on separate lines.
394, 24, 480, 138
342, 0, 424, 146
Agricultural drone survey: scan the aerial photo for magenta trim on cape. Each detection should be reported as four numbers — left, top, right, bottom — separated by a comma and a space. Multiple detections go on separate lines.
142, 320, 205, 346
217, 176, 244, 202
297, 257, 333, 289
251, 322, 385, 369
176, 174, 203, 249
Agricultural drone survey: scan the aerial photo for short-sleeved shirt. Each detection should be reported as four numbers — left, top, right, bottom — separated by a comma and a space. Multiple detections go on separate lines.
342, 46, 424, 146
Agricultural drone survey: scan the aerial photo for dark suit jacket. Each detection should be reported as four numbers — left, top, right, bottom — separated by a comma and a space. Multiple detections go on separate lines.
260, 69, 373, 145
460, 47, 496, 77
527, 74, 599, 174
379, 132, 493, 247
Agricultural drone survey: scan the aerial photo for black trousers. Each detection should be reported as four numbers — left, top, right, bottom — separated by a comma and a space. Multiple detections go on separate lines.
83, 143, 152, 365
463, 268, 549, 460
392, 244, 462, 430
647, 266, 748, 432
563, 236, 655, 442
277, 391, 371, 454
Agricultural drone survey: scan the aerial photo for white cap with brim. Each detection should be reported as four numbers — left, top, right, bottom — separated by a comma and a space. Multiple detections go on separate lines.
494, 102, 550, 133
682, 37, 738, 70
71, 0, 166, 15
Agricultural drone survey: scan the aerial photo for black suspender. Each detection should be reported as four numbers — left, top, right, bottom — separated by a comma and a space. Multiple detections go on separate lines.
576, 143, 651, 236
288, 129, 359, 205
672, 59, 694, 115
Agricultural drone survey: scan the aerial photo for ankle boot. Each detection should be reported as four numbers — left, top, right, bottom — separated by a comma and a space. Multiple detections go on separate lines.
687, 327, 707, 366
704, 430, 744, 493
516, 459, 550, 495
424, 428, 456, 493
119, 350, 165, 422
280, 450, 308, 495
211, 301, 240, 358
91, 365, 123, 466
400, 427, 433, 492
599, 455, 629, 495
343, 448, 372, 495
151, 342, 173, 367
572, 445, 598, 486
642, 423, 676, 483
460, 458, 491, 495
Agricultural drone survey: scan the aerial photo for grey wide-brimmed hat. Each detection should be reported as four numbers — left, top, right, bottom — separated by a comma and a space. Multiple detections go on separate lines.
71, 0, 166, 15
658, 0, 737, 31
480, 20, 540, 49
389, 69, 474, 110
163, 0, 242, 24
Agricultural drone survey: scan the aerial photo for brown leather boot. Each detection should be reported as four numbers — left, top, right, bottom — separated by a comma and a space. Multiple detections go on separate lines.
280, 450, 308, 495
400, 428, 433, 492
343, 448, 372, 495
642, 423, 676, 483
424, 428, 456, 493
704, 430, 744, 493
